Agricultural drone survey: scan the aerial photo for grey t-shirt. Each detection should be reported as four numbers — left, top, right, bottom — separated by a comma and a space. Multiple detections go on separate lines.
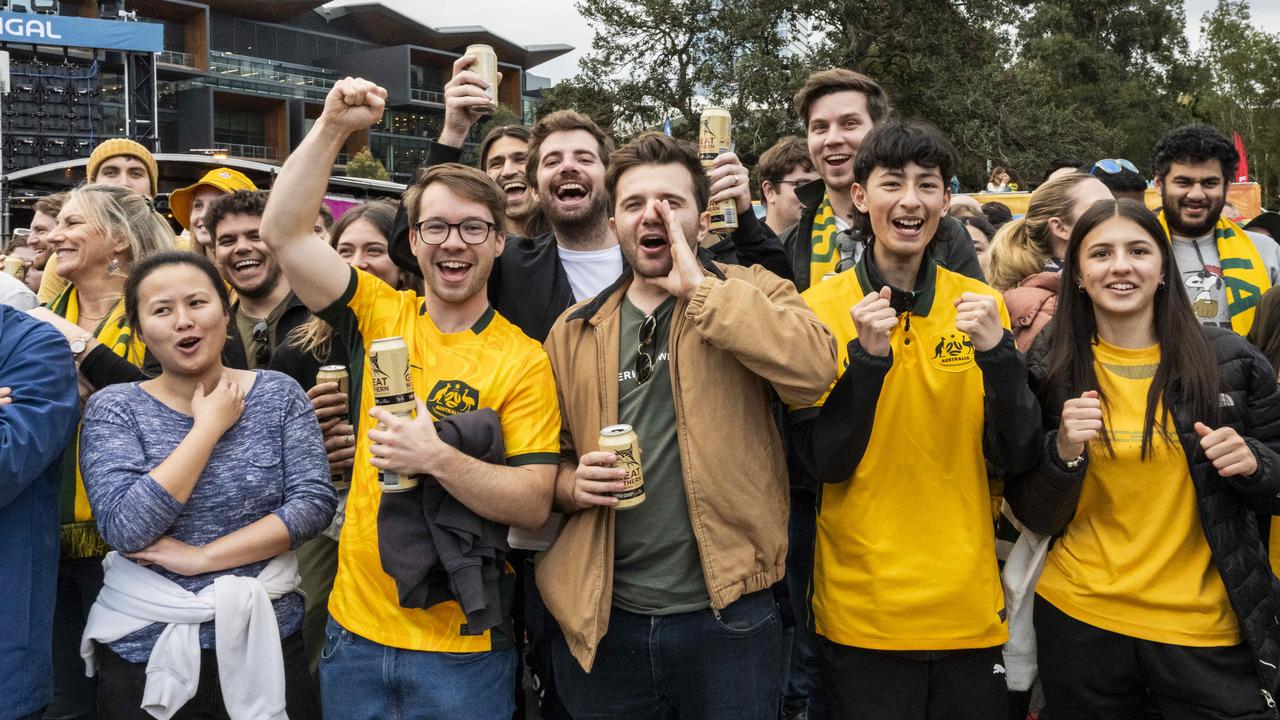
612, 296, 709, 615
1170, 229, 1280, 330
0, 271, 37, 311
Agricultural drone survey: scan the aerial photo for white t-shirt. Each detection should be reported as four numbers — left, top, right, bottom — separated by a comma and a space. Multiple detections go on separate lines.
0, 271, 37, 311
558, 244, 624, 302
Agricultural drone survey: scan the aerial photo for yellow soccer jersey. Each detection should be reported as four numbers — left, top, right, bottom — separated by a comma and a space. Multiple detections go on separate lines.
1036, 339, 1240, 646
796, 260, 1011, 651
318, 267, 560, 652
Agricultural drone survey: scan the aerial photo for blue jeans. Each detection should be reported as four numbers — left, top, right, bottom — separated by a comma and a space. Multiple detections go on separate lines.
552, 589, 782, 720
318, 615, 516, 720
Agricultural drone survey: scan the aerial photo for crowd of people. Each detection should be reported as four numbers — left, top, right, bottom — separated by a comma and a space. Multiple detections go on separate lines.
2, 54, 1280, 720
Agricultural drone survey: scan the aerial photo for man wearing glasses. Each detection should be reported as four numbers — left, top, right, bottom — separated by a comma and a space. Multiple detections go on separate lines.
204, 190, 313, 370
537, 131, 836, 719
758, 135, 821, 236
260, 77, 560, 719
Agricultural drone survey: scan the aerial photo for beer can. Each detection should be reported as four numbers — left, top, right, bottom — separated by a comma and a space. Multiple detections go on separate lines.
369, 336, 418, 492
599, 424, 645, 509
2, 255, 26, 281
316, 364, 352, 491
698, 107, 738, 233
466, 44, 499, 115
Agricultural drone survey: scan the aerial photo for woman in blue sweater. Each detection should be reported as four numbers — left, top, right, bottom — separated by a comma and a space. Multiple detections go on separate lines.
78, 251, 336, 719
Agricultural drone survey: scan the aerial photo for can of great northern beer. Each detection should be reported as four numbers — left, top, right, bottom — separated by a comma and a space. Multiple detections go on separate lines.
2, 255, 26, 281
316, 364, 352, 491
369, 336, 418, 492
698, 107, 738, 233
599, 424, 645, 509
466, 44, 499, 115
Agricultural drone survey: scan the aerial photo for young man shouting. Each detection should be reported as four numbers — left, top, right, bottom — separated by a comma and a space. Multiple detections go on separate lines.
789, 120, 1041, 720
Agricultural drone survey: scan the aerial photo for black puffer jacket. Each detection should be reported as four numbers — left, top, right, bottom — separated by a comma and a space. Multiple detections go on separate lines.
1008, 327, 1280, 700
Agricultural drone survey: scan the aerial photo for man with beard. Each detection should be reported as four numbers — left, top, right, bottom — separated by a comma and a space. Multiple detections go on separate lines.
1152, 124, 1280, 334
538, 131, 836, 719
392, 54, 785, 345
259, 77, 561, 720
23, 193, 61, 292
781, 69, 982, 291
203, 191, 315, 370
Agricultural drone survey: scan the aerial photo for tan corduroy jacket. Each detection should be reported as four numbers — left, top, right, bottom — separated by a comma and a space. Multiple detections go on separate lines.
537, 258, 838, 671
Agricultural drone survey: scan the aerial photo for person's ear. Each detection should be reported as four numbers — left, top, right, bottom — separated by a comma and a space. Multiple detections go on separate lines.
851, 183, 869, 214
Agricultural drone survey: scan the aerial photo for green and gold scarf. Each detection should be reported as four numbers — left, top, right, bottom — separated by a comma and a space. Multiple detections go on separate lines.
1159, 213, 1270, 335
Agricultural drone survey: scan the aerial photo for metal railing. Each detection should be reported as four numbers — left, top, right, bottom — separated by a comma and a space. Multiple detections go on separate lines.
411, 88, 445, 105
157, 50, 191, 67
215, 142, 276, 161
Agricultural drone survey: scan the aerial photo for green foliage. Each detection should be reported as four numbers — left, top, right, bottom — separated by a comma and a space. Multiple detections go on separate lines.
345, 146, 390, 181
544, 0, 1279, 199
1193, 0, 1280, 204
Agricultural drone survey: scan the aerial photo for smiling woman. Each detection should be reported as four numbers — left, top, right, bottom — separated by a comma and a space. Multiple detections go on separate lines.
1009, 199, 1280, 715
78, 251, 335, 719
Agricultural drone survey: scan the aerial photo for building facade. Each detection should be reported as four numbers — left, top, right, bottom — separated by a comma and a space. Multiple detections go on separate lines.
0, 0, 569, 181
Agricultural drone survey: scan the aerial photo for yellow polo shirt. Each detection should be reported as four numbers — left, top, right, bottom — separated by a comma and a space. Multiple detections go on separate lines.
319, 267, 560, 652
797, 259, 1011, 651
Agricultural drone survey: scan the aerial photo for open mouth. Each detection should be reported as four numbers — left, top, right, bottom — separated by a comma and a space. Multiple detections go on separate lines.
436, 259, 473, 282
638, 232, 668, 253
824, 153, 851, 168
1106, 282, 1137, 293
503, 181, 528, 201
553, 182, 588, 202
176, 335, 202, 354
891, 216, 925, 234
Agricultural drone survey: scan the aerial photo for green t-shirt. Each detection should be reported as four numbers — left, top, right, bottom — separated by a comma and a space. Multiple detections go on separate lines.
234, 294, 292, 369
612, 296, 709, 615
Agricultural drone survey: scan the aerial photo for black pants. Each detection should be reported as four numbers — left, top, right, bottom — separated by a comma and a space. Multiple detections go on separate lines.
1035, 594, 1274, 720
816, 636, 1008, 720
95, 631, 320, 720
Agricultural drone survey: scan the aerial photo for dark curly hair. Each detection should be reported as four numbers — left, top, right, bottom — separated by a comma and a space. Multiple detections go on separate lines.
1151, 125, 1238, 183
204, 190, 268, 241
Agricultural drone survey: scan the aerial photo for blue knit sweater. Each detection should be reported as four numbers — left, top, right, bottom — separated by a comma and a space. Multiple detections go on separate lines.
80, 370, 336, 663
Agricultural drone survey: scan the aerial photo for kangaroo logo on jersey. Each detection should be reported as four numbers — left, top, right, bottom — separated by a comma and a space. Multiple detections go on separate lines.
426, 380, 480, 417
927, 332, 976, 372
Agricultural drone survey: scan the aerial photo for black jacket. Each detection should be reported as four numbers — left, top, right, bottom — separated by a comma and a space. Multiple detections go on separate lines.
390, 140, 792, 343
779, 178, 985, 291
1008, 327, 1280, 698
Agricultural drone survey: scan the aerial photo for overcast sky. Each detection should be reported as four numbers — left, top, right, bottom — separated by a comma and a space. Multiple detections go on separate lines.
330, 0, 1280, 83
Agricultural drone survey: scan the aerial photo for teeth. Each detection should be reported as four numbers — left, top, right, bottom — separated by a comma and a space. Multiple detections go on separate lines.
503, 182, 527, 192
826, 154, 850, 162
234, 260, 260, 270
439, 261, 469, 270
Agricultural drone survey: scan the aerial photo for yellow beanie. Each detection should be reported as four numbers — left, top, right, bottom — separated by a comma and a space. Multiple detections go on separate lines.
168, 168, 259, 231
87, 138, 159, 196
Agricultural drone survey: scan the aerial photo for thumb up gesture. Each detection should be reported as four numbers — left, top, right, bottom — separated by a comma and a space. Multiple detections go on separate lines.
1194, 422, 1258, 478
1057, 391, 1102, 462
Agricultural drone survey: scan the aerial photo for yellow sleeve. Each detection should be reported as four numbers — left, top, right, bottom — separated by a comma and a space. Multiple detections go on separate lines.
38, 254, 69, 305
498, 345, 562, 466
317, 266, 411, 351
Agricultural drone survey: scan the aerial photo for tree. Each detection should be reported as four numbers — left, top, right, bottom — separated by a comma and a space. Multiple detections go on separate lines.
345, 146, 390, 181
1194, 0, 1280, 204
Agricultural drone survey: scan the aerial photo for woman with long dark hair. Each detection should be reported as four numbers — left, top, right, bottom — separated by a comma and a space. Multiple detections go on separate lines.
78, 251, 335, 719
1008, 199, 1280, 717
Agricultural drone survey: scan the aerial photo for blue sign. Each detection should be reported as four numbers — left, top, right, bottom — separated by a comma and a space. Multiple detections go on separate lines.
0, 11, 163, 53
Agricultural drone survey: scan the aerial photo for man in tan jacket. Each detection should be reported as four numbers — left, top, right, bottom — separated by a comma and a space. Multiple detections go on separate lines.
538, 131, 837, 719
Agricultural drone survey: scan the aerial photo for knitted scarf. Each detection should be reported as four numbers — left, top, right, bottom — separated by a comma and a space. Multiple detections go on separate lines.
49, 285, 147, 559
808, 193, 842, 285
1159, 213, 1269, 335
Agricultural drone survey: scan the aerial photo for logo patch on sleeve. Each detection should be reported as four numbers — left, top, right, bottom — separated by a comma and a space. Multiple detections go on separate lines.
427, 380, 480, 418
927, 332, 977, 372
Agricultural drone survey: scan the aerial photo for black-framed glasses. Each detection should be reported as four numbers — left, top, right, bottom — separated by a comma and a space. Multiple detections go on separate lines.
635, 314, 657, 385
1091, 158, 1139, 176
413, 219, 495, 245
251, 320, 272, 367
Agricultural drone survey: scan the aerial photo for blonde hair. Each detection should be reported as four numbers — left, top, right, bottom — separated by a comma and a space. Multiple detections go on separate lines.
986, 172, 1097, 291
65, 183, 174, 274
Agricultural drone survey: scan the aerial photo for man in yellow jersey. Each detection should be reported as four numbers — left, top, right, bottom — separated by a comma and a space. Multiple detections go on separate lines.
788, 121, 1041, 720
537, 131, 836, 719
260, 77, 560, 720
